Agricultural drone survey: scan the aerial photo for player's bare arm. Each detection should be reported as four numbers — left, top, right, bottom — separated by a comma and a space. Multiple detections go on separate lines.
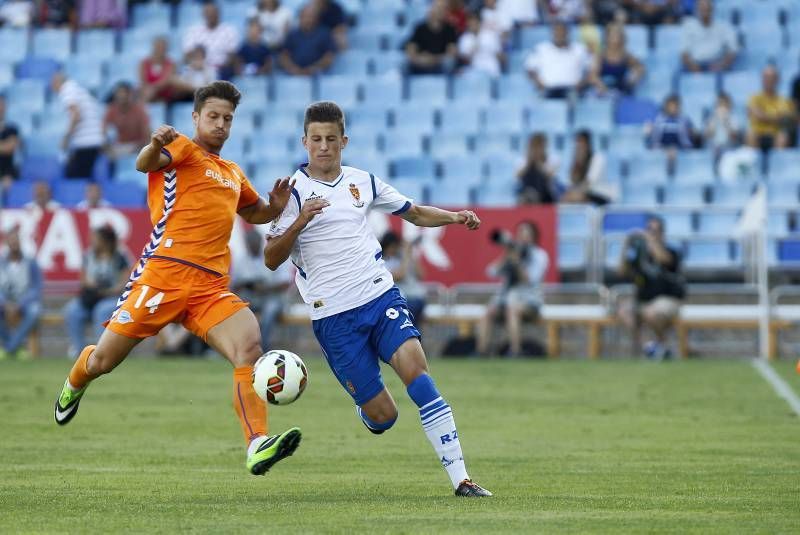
135, 125, 179, 172
237, 178, 296, 224
400, 205, 481, 230
263, 198, 329, 270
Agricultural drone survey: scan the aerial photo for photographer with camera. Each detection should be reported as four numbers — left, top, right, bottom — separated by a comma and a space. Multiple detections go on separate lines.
618, 215, 686, 360
476, 221, 549, 357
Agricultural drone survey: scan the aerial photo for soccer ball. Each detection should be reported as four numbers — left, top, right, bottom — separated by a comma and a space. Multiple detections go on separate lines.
253, 350, 308, 405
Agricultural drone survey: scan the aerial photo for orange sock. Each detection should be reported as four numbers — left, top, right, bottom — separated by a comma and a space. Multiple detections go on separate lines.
68, 345, 98, 389
233, 366, 267, 443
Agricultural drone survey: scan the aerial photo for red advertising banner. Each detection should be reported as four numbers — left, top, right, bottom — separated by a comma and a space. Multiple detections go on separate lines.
1, 205, 558, 288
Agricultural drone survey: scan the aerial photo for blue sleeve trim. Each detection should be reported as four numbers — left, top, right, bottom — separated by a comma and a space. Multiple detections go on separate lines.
291, 260, 307, 279
298, 164, 310, 177
392, 201, 412, 216
375, 250, 382, 260
370, 173, 377, 200
291, 187, 301, 211
157, 148, 173, 171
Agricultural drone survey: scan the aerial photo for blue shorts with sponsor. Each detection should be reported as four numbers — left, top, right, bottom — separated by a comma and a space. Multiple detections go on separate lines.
312, 286, 421, 405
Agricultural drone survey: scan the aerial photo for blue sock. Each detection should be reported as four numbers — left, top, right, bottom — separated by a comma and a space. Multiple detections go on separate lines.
357, 406, 396, 432
407, 374, 469, 488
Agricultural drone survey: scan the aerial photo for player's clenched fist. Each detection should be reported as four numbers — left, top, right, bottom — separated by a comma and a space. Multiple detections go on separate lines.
297, 199, 330, 227
151, 125, 179, 149
456, 210, 481, 230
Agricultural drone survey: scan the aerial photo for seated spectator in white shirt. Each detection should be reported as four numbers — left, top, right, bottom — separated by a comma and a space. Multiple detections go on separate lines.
525, 21, 591, 99
76, 183, 111, 211
681, 0, 738, 73
458, 12, 504, 77
249, 0, 293, 50
495, 0, 539, 26
172, 46, 218, 101
480, 0, 512, 44
182, 3, 239, 72
405, 0, 458, 75
279, 6, 338, 76
0, 0, 33, 27
24, 181, 61, 216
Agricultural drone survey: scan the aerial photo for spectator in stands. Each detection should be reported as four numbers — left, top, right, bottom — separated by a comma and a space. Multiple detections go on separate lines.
404, 0, 458, 75
457, 11, 504, 77
494, 0, 539, 26
0, 0, 34, 27
24, 180, 60, 215
140, 37, 178, 104
541, 0, 586, 22
0, 227, 41, 360
476, 221, 549, 357
228, 19, 272, 77
380, 231, 427, 322
63, 225, 131, 359
249, 0, 293, 51
680, 0, 737, 73
560, 129, 613, 205
747, 65, 796, 152
576, 3, 601, 54
78, 0, 125, 28
279, 6, 337, 76
517, 133, 558, 204
0, 95, 20, 197
704, 92, 741, 158
624, 0, 682, 25
51, 72, 104, 179
618, 215, 686, 360
443, 0, 468, 34
312, 0, 349, 49
182, 2, 239, 72
646, 94, 696, 158
172, 46, 218, 100
103, 82, 150, 162
231, 229, 292, 350
479, 0, 512, 44
524, 21, 590, 99
76, 182, 111, 210
33, 0, 73, 27
590, 23, 645, 96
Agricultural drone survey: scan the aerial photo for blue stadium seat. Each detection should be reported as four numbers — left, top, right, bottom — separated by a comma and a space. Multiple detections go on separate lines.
624, 25, 649, 58
260, 107, 301, 132
573, 99, 614, 135
342, 134, 380, 157
438, 105, 482, 134
615, 97, 659, 126
106, 55, 140, 85
120, 27, 166, 59
63, 57, 104, 93
0, 29, 28, 63
428, 181, 472, 206
54, 180, 91, 207
452, 74, 492, 102
721, 71, 761, 99
253, 162, 295, 188
330, 50, 372, 76
558, 207, 592, 238
677, 73, 718, 102
363, 75, 403, 105
393, 106, 436, 131
4, 181, 35, 208
370, 50, 405, 76
429, 134, 471, 159
272, 77, 313, 106
602, 211, 650, 233
654, 25, 682, 56
661, 211, 694, 235
176, 2, 204, 29
712, 182, 755, 207
768, 149, 800, 177
439, 158, 483, 185
496, 74, 539, 101
663, 184, 706, 206
603, 234, 625, 268
133, 2, 172, 27
518, 26, 551, 50
347, 107, 389, 130
407, 76, 449, 105
559, 239, 587, 271
777, 239, 800, 264
15, 57, 61, 83
317, 75, 362, 108
20, 156, 62, 181
247, 136, 293, 164
637, 67, 674, 104
621, 183, 660, 205
741, 26, 785, 55
387, 178, 428, 205
384, 129, 427, 158
5, 109, 35, 136
472, 133, 518, 156
31, 29, 72, 62
349, 30, 385, 51
528, 101, 568, 134
343, 154, 389, 178
76, 30, 116, 60
231, 76, 269, 101
768, 210, 791, 235
684, 239, 735, 269
23, 133, 61, 158
147, 103, 167, 126
674, 151, 716, 183
484, 157, 517, 182
697, 211, 739, 235
391, 156, 437, 179
767, 182, 798, 204
476, 180, 516, 207
483, 104, 526, 135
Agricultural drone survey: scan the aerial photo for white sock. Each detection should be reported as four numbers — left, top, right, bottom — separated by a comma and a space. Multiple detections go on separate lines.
247, 435, 267, 456
419, 397, 469, 489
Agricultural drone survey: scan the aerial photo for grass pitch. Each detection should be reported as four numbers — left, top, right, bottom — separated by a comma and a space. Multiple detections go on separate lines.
1, 356, 799, 534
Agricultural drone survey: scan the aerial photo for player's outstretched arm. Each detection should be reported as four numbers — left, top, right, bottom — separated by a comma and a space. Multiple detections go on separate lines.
400, 205, 481, 230
135, 125, 178, 173
263, 198, 329, 270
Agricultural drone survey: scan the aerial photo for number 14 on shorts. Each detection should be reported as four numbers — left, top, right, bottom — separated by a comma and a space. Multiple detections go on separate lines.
134, 285, 165, 313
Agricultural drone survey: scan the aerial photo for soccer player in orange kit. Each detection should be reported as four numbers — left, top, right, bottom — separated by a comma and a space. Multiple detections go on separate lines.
54, 81, 302, 475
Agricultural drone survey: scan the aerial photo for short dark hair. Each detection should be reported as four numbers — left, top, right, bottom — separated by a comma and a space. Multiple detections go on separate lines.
194, 80, 241, 113
304, 101, 345, 135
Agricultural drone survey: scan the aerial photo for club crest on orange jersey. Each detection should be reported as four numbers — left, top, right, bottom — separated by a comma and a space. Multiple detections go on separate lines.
349, 183, 364, 208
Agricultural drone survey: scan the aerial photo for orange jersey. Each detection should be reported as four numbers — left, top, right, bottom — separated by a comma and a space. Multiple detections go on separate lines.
145, 134, 260, 275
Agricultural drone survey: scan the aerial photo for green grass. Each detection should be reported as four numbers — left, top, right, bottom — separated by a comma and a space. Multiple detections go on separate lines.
1, 357, 800, 534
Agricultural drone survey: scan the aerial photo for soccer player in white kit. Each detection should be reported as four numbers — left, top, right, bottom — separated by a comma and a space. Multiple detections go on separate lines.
264, 102, 492, 497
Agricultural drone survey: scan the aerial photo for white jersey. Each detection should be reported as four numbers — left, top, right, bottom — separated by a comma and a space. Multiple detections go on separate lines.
267, 165, 412, 320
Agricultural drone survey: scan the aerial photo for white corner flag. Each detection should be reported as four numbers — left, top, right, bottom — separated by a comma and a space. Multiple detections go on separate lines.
735, 184, 769, 359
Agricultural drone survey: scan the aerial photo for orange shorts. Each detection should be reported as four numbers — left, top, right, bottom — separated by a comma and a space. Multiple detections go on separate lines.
106, 258, 249, 341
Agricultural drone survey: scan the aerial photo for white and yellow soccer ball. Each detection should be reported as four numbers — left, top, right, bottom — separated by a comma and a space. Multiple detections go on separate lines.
253, 350, 309, 405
